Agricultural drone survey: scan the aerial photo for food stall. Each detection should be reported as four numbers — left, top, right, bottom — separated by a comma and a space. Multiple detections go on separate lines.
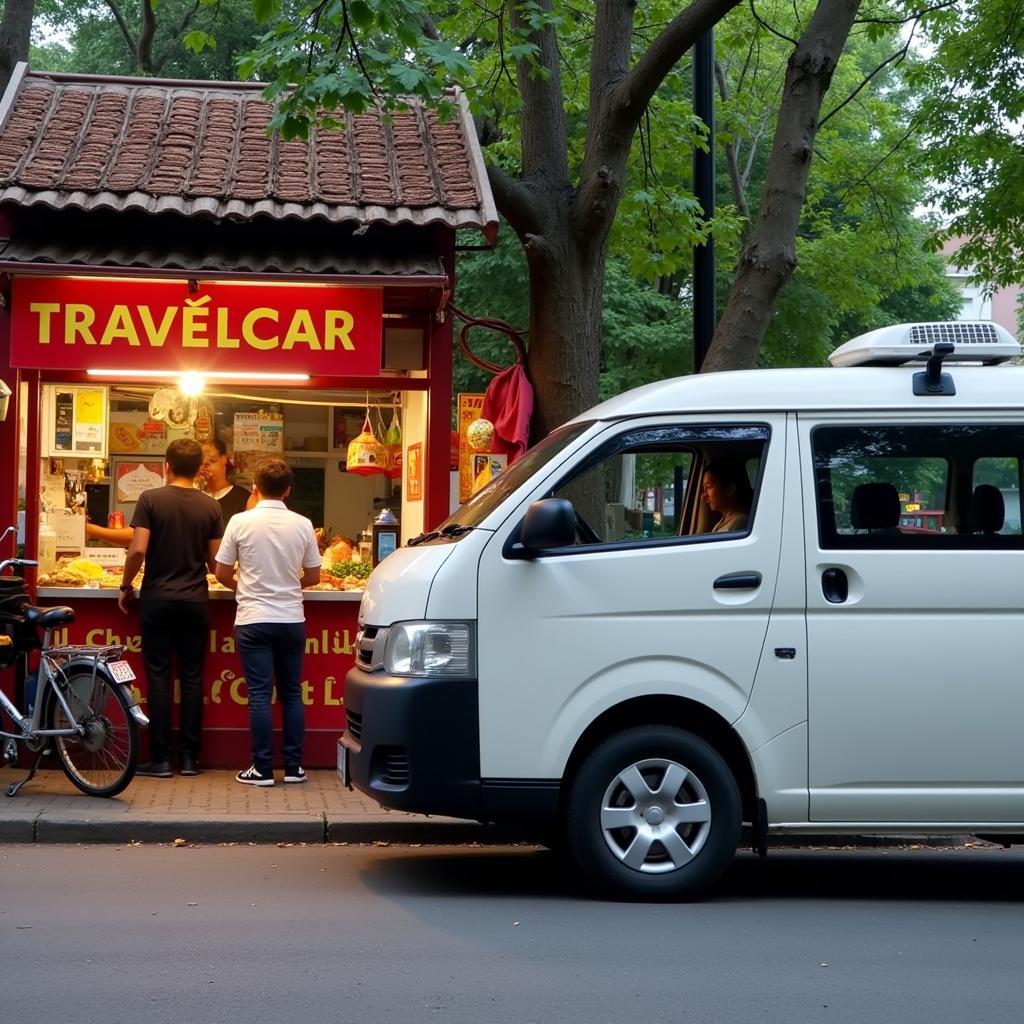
0, 67, 497, 767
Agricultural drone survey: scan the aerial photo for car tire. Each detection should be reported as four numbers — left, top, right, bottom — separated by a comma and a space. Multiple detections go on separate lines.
566, 725, 741, 900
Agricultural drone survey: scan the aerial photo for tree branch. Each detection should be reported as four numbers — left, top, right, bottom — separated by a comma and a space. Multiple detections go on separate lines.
486, 162, 543, 237
612, 0, 744, 135
512, 0, 570, 181
102, 0, 139, 65
704, 0, 864, 373
139, 0, 157, 72
153, 0, 204, 73
716, 58, 751, 235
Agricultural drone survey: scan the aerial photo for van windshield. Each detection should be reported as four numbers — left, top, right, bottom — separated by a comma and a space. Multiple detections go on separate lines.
439, 422, 594, 531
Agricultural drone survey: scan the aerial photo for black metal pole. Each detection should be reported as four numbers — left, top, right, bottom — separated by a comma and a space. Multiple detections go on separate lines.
693, 29, 716, 374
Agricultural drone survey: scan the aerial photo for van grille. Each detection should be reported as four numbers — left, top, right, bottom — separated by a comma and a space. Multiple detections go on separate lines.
909, 323, 999, 347
345, 710, 362, 742
355, 625, 387, 671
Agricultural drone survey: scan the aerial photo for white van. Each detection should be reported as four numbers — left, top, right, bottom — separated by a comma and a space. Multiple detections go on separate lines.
339, 322, 1024, 898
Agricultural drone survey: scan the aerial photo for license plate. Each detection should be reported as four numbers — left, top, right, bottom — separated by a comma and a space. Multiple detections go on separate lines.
337, 740, 349, 788
107, 660, 136, 683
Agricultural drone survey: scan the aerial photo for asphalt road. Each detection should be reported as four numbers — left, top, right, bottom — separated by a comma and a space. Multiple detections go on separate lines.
1, 842, 1021, 1024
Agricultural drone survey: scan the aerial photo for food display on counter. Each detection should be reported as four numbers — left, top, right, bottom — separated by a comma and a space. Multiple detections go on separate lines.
306, 560, 373, 591
37, 526, 378, 593
38, 557, 142, 589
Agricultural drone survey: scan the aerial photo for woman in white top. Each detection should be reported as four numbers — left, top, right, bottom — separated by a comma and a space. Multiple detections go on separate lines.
702, 459, 754, 534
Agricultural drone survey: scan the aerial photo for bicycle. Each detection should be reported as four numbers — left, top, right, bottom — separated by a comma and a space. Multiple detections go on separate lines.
0, 527, 148, 797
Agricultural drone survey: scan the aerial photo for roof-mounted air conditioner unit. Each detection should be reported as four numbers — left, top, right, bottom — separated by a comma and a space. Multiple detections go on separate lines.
829, 321, 1020, 368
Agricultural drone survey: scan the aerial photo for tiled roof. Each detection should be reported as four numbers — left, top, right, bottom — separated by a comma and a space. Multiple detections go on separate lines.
0, 66, 497, 238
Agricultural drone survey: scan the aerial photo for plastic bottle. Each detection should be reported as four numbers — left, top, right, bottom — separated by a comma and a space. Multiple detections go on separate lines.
38, 515, 57, 574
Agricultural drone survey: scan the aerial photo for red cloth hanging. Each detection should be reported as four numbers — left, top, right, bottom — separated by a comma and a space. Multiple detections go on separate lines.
481, 364, 533, 463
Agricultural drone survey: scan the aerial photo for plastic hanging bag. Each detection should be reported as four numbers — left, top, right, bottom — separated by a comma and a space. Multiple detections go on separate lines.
346, 413, 386, 476
385, 409, 403, 480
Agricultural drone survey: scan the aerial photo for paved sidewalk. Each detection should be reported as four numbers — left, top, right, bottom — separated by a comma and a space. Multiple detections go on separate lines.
0, 767, 522, 845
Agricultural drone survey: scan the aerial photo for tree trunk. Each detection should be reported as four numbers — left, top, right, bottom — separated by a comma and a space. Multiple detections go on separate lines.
0, 0, 34, 93
520, 212, 607, 440
702, 0, 862, 373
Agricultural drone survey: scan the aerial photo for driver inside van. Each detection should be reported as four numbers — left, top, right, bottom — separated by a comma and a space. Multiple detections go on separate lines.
701, 459, 754, 533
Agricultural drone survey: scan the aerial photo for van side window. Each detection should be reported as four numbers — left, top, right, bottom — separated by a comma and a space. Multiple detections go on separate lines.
972, 458, 1022, 536
548, 425, 768, 547
812, 424, 1024, 549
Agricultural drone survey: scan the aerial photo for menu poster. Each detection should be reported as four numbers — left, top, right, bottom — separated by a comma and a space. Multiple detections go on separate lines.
117, 462, 164, 503
74, 388, 105, 448
234, 411, 284, 453
54, 390, 74, 451
44, 385, 109, 457
233, 412, 260, 451
259, 418, 284, 452
406, 442, 422, 501
457, 393, 485, 503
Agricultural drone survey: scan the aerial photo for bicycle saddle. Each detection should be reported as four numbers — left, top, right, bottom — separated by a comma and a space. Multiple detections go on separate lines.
22, 605, 75, 628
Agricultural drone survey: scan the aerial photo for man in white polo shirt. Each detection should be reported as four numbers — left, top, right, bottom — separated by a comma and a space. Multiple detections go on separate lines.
214, 459, 322, 786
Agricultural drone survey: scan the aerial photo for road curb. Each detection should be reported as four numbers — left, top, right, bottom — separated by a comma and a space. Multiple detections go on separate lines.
33, 816, 330, 844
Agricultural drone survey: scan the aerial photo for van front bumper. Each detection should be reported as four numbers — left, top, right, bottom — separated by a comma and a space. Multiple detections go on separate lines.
340, 666, 482, 820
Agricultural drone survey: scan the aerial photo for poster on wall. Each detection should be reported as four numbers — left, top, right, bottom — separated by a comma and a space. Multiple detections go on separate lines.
457, 393, 485, 503
471, 453, 507, 495
406, 442, 422, 501
233, 411, 284, 453
43, 385, 109, 457
117, 462, 165, 503
233, 409, 285, 484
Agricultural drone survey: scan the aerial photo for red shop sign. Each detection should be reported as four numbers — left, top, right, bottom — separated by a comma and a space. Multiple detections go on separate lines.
10, 277, 384, 376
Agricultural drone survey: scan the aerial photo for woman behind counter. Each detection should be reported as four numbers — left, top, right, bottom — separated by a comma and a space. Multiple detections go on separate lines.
87, 438, 253, 548
200, 439, 253, 528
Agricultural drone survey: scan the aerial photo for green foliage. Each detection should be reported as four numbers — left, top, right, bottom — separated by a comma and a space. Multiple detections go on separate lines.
31, 0, 264, 78
715, 0, 963, 366
916, 0, 1024, 289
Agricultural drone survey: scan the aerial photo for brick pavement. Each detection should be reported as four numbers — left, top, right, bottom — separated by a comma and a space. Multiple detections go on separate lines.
0, 767, 519, 846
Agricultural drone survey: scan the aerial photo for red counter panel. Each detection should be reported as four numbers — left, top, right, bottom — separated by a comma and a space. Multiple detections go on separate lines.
35, 592, 358, 769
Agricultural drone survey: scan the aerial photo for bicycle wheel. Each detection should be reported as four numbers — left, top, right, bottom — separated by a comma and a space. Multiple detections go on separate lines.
48, 669, 139, 797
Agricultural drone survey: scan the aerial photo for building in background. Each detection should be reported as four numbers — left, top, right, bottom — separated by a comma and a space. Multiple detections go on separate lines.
941, 238, 1021, 337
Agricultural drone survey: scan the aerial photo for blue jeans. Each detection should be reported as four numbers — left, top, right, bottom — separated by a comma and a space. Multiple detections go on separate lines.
235, 622, 306, 774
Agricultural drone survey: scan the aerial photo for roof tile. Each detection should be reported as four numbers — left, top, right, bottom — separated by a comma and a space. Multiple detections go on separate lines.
0, 70, 497, 237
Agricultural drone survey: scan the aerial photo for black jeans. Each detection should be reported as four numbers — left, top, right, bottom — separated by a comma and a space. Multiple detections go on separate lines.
139, 599, 209, 763
235, 621, 306, 774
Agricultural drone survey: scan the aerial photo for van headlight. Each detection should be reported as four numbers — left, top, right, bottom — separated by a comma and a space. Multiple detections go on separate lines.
383, 622, 475, 677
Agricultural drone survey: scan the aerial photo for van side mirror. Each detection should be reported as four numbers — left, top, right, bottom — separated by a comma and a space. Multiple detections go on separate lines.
512, 498, 577, 557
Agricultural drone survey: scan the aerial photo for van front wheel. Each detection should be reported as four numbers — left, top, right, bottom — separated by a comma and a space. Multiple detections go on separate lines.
566, 726, 741, 900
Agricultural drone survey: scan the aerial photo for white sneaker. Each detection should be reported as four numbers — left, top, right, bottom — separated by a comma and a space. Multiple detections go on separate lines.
284, 767, 307, 784
236, 765, 274, 787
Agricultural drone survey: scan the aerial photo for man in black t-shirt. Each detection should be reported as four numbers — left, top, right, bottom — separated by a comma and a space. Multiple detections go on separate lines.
118, 439, 223, 778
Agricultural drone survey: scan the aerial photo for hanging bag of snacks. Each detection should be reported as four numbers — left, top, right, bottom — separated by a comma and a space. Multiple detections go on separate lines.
346, 412, 386, 476
385, 409, 403, 480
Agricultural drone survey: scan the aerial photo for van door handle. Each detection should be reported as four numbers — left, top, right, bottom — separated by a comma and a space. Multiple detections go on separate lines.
821, 567, 849, 604
713, 571, 762, 590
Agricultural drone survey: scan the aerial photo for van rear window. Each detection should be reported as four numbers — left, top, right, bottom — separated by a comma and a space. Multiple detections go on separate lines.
811, 424, 1024, 549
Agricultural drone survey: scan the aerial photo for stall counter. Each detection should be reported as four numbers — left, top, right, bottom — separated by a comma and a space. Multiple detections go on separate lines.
36, 586, 360, 769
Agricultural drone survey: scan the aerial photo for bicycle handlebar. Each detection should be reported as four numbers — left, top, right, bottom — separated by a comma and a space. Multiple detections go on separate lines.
0, 558, 37, 574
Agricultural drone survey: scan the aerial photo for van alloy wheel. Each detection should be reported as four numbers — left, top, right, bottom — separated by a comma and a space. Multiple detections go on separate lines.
567, 726, 741, 899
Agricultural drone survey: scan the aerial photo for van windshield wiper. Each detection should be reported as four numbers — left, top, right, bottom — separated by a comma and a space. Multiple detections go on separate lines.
408, 523, 475, 546
407, 530, 441, 546
440, 524, 474, 537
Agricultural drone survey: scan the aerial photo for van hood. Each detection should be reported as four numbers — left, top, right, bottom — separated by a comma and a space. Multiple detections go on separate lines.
358, 543, 458, 626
